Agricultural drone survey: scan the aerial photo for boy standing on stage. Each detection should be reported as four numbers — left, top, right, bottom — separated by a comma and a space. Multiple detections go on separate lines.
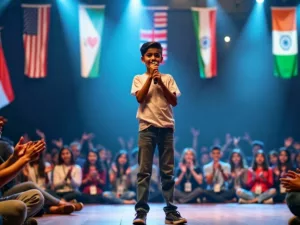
131, 42, 187, 225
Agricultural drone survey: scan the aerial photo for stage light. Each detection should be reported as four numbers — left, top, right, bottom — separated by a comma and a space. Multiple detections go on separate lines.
224, 36, 231, 43
256, 0, 264, 3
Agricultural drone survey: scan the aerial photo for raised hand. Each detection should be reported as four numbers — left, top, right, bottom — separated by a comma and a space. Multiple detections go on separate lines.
191, 128, 200, 137
117, 137, 126, 149
233, 137, 241, 146
52, 138, 63, 149
225, 133, 232, 145
285, 137, 294, 148
81, 132, 94, 141
36, 129, 46, 140
294, 142, 300, 150
127, 137, 134, 151
243, 132, 251, 142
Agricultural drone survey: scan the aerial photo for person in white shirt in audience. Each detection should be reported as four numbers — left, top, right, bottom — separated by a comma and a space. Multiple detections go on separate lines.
23, 153, 52, 191
204, 145, 235, 203
52, 146, 83, 209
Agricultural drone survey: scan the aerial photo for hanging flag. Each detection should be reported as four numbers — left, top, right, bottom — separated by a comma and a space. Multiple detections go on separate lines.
140, 6, 168, 63
272, 7, 298, 79
79, 4, 105, 78
0, 30, 14, 110
191, 7, 217, 79
22, 4, 51, 79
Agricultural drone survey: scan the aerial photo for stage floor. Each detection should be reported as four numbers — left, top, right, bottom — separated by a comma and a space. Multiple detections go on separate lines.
36, 203, 292, 225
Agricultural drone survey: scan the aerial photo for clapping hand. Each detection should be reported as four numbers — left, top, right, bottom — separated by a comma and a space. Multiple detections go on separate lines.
14, 136, 31, 158
280, 169, 300, 192
23, 139, 46, 162
179, 163, 187, 173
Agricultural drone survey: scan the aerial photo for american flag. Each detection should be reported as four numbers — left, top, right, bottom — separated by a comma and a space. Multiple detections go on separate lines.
140, 7, 168, 62
22, 4, 51, 78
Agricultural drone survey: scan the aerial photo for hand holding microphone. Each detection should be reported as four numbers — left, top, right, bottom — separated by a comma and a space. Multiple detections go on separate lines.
150, 61, 161, 85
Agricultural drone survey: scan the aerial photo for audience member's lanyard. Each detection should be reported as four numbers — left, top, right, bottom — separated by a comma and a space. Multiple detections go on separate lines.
117, 170, 126, 195
63, 165, 71, 185
185, 170, 192, 181
213, 169, 219, 183
213, 169, 221, 193
184, 170, 192, 192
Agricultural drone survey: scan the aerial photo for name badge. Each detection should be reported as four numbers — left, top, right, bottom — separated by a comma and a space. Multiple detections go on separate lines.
280, 184, 286, 194
184, 182, 192, 192
255, 185, 262, 194
214, 183, 221, 193
90, 185, 97, 195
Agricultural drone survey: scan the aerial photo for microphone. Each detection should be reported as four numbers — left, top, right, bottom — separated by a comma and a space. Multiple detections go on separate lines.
152, 61, 159, 84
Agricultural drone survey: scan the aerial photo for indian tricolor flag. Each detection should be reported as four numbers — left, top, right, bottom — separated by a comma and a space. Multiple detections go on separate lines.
272, 7, 298, 79
0, 32, 14, 110
79, 5, 105, 78
191, 7, 217, 79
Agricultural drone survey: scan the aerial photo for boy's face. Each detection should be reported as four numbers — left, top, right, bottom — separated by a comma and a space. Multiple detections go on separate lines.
211, 149, 221, 162
141, 48, 163, 68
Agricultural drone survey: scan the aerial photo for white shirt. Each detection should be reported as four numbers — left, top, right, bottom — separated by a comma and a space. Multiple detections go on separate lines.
53, 164, 82, 193
131, 73, 181, 131
27, 162, 51, 190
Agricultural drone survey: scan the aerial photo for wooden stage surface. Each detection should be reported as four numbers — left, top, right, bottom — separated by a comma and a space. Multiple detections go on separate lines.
36, 203, 292, 225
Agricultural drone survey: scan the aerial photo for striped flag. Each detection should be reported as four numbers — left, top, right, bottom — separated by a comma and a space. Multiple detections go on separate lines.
0, 31, 14, 110
140, 6, 168, 62
191, 7, 217, 79
272, 7, 298, 79
22, 4, 51, 78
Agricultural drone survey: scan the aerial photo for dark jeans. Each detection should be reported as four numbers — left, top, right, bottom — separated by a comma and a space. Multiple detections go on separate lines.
174, 187, 205, 203
135, 126, 177, 213
205, 189, 236, 203
286, 192, 300, 217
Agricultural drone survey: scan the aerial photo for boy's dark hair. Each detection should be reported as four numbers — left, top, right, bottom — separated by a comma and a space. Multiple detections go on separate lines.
140, 42, 162, 56
210, 145, 221, 152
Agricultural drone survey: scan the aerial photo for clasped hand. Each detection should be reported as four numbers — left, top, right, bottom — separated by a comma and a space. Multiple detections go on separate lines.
280, 168, 300, 192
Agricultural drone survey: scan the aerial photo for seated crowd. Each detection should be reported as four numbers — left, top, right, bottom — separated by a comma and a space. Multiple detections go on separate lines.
1, 116, 300, 225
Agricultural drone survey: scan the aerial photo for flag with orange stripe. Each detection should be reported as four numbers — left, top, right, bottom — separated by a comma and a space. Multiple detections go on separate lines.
272, 7, 298, 79
191, 7, 217, 79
